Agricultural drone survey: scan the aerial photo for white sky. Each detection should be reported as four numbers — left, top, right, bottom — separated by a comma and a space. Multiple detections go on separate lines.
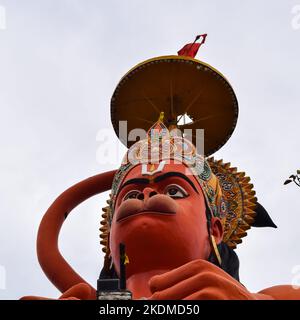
1, 0, 300, 299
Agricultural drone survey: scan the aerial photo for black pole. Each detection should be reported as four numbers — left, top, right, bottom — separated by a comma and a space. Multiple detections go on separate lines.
119, 243, 126, 290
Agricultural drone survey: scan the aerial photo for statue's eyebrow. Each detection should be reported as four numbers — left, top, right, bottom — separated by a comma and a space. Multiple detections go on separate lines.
117, 172, 199, 194
118, 178, 149, 193
154, 172, 199, 193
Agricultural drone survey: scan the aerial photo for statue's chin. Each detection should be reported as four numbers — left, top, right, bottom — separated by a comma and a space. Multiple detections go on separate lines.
110, 214, 204, 276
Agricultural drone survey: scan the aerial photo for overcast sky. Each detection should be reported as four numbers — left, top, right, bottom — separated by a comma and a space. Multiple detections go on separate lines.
1, 0, 300, 299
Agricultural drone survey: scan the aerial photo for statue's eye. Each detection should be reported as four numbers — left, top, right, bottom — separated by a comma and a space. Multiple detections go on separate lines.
164, 184, 188, 199
123, 190, 140, 201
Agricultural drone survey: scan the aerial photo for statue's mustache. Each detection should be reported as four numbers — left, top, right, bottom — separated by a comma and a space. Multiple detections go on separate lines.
116, 194, 178, 222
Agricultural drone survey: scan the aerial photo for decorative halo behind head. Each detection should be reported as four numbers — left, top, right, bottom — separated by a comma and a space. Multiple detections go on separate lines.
207, 157, 257, 249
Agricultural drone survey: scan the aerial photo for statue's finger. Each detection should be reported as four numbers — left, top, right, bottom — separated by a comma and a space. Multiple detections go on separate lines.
59, 283, 95, 300
149, 272, 219, 300
183, 288, 225, 300
149, 259, 214, 294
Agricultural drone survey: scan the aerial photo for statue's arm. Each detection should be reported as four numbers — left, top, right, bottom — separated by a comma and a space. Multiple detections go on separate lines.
257, 285, 300, 300
21, 170, 116, 300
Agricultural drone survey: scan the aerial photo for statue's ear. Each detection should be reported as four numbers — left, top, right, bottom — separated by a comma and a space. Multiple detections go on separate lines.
210, 217, 224, 245
252, 202, 277, 228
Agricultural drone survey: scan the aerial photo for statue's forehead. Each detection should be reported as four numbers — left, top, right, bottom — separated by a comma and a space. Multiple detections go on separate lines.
121, 161, 200, 186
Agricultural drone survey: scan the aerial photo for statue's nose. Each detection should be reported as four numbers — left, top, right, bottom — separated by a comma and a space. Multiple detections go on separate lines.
137, 187, 158, 201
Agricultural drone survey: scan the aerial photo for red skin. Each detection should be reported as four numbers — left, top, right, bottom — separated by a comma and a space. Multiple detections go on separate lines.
21, 164, 300, 300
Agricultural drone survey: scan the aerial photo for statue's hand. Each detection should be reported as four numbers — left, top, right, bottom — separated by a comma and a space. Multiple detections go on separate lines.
148, 259, 256, 300
20, 283, 95, 300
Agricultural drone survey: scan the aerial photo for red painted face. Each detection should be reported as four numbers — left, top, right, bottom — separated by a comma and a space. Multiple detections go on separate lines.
109, 161, 222, 277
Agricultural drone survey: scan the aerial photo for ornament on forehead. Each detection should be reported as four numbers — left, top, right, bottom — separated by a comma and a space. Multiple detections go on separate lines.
141, 161, 166, 176
100, 53, 277, 260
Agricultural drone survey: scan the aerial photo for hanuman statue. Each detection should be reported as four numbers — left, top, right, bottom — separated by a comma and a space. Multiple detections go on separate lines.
22, 41, 299, 300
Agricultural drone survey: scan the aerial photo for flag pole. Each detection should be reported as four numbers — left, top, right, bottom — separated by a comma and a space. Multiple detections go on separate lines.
187, 34, 207, 56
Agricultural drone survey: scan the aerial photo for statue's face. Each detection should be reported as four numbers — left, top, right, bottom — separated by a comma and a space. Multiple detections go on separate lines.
110, 161, 223, 277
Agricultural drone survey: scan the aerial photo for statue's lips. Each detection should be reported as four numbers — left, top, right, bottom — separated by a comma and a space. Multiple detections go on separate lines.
117, 210, 176, 222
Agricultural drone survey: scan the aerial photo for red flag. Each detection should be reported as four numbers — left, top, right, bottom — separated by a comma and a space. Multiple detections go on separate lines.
177, 34, 207, 58
177, 43, 201, 58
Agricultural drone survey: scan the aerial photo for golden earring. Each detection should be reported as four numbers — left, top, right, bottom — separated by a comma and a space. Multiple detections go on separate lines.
210, 235, 222, 266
